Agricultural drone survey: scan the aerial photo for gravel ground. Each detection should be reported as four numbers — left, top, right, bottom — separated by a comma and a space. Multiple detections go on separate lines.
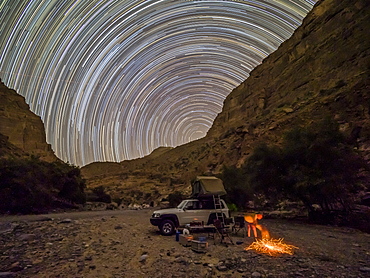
1, 209, 369, 278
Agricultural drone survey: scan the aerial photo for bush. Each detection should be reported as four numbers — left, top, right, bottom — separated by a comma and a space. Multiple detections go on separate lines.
243, 117, 368, 221
243, 143, 285, 205
0, 157, 86, 214
227, 203, 238, 212
51, 161, 86, 204
168, 191, 184, 207
91, 186, 112, 203
281, 119, 360, 212
218, 165, 252, 209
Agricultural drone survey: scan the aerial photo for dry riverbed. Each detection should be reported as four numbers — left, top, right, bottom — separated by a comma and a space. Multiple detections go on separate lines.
1, 209, 369, 278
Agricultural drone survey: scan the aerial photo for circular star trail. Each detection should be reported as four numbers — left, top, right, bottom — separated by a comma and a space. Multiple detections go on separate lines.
0, 0, 316, 166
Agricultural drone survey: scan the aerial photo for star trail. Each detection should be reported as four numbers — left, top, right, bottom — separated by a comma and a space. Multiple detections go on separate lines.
0, 0, 316, 166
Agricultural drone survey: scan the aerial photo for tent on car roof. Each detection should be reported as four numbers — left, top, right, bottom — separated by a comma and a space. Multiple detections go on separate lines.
191, 176, 227, 198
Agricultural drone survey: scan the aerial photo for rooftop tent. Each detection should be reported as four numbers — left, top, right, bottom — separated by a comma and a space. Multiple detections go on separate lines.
191, 176, 227, 198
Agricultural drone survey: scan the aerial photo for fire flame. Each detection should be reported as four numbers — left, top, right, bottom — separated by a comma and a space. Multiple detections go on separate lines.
245, 238, 298, 256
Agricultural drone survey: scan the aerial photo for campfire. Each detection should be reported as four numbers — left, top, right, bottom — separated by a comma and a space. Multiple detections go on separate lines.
245, 238, 298, 256
242, 213, 298, 256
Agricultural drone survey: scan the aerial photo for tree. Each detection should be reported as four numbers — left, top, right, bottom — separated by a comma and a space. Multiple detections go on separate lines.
243, 143, 285, 206
240, 117, 368, 223
168, 191, 184, 207
218, 165, 251, 209
281, 118, 366, 218
0, 157, 86, 214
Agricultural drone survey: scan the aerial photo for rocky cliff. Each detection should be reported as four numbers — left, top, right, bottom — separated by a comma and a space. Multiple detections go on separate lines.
0, 81, 88, 214
81, 0, 370, 204
0, 79, 59, 162
207, 0, 370, 168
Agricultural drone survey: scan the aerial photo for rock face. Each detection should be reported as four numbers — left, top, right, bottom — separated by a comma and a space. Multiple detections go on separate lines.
0, 80, 58, 162
81, 0, 370, 200
207, 0, 370, 170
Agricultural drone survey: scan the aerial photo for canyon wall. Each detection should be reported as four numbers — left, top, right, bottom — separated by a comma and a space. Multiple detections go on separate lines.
0, 80, 59, 162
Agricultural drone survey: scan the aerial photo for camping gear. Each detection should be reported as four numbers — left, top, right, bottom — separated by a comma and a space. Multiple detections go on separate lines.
232, 216, 246, 236
175, 230, 181, 241
198, 236, 206, 242
179, 234, 194, 246
190, 176, 227, 198
191, 239, 208, 253
213, 219, 234, 245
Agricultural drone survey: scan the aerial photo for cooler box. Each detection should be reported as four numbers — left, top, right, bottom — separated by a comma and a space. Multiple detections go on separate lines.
191, 240, 208, 253
179, 234, 194, 246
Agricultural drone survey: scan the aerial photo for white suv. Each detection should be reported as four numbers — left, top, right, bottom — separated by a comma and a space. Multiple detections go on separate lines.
150, 198, 230, 235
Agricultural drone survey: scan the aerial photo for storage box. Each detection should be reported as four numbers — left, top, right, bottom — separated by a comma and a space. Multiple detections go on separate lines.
191, 240, 208, 253
179, 234, 194, 246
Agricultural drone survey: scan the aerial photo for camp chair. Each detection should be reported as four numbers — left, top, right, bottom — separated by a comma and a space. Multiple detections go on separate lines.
232, 216, 248, 237
213, 219, 234, 245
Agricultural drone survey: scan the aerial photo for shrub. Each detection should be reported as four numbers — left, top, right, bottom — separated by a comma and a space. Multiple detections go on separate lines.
243, 143, 285, 205
227, 203, 238, 212
280, 118, 366, 217
242, 117, 368, 222
0, 157, 86, 214
218, 165, 252, 209
92, 186, 112, 203
168, 191, 184, 207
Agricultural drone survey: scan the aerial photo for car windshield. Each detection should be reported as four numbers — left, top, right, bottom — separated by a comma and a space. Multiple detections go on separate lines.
177, 200, 187, 209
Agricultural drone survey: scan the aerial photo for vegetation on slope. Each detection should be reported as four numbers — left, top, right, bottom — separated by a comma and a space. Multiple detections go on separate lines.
0, 156, 86, 214
219, 117, 369, 224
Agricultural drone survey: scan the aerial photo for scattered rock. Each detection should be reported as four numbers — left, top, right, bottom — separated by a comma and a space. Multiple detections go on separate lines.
251, 271, 262, 277
216, 265, 228, 271
0, 223, 17, 234
282, 107, 294, 114
8, 262, 22, 272
0, 272, 15, 278
359, 267, 370, 272
139, 253, 148, 263
59, 219, 72, 224
174, 257, 186, 264
18, 234, 36, 241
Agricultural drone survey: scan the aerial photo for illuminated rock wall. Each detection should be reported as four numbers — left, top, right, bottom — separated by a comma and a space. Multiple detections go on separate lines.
0, 80, 59, 162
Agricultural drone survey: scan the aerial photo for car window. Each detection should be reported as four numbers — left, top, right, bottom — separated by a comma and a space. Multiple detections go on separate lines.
201, 200, 215, 209
184, 200, 202, 210
177, 200, 187, 209
193, 201, 201, 209
184, 201, 194, 210
199, 199, 225, 209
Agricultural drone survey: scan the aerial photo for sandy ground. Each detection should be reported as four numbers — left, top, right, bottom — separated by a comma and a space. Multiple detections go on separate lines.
1, 209, 369, 278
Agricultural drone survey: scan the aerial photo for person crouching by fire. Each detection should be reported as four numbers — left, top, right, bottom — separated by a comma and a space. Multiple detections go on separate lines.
244, 213, 270, 239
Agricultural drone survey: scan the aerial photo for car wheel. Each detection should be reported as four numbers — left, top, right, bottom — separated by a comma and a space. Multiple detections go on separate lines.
159, 219, 175, 236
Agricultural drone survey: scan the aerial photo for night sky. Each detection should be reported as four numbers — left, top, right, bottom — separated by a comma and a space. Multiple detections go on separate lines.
0, 0, 316, 166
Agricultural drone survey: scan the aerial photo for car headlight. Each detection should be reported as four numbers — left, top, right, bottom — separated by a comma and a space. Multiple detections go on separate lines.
152, 213, 161, 218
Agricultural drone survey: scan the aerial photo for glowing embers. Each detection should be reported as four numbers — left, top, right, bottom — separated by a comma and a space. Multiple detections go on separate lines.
245, 238, 298, 256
